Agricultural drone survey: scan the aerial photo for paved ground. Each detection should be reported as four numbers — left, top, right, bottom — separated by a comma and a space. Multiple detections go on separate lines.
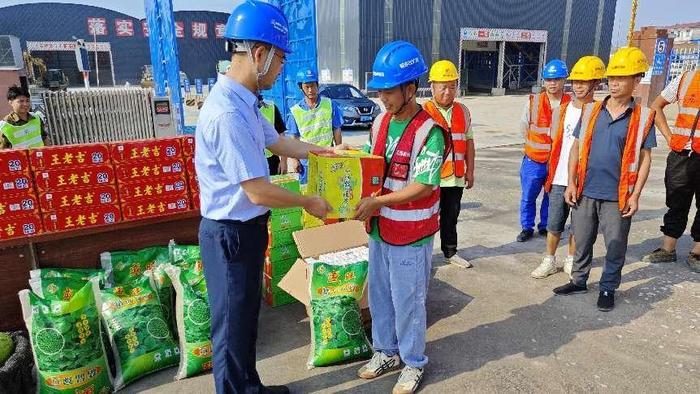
127, 94, 699, 393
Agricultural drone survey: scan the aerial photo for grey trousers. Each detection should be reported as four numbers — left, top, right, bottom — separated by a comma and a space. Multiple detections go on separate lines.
571, 196, 632, 292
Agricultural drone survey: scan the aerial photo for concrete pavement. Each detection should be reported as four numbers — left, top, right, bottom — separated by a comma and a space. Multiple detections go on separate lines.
126, 94, 698, 393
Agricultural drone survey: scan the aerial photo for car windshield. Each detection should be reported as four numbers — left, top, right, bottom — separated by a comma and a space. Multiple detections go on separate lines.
323, 85, 364, 99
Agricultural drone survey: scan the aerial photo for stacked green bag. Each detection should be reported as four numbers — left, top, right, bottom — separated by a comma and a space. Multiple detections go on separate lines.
166, 242, 213, 379
100, 246, 176, 335
97, 276, 179, 389
306, 247, 372, 368
30, 268, 106, 290
18, 280, 113, 393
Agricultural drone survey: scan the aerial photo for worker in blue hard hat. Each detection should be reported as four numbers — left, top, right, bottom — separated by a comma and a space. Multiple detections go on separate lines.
353, 40, 448, 394
517, 59, 571, 242
194, 1, 332, 393
286, 67, 343, 183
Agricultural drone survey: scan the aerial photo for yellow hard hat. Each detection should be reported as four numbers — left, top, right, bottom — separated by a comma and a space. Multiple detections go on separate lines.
568, 56, 606, 81
429, 60, 459, 82
606, 47, 649, 77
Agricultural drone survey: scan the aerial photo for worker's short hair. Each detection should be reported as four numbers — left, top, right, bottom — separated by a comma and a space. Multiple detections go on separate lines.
7, 85, 29, 101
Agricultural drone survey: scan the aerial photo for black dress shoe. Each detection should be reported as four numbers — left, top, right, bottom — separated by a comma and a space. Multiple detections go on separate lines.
553, 281, 588, 295
597, 291, 615, 312
262, 386, 290, 394
517, 229, 534, 242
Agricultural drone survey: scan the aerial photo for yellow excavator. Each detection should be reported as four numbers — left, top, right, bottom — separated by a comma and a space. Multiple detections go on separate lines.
23, 51, 69, 91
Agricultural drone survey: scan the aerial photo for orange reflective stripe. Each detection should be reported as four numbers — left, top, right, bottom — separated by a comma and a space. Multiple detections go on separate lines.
576, 102, 603, 200
424, 100, 469, 178
672, 70, 700, 153
544, 102, 570, 192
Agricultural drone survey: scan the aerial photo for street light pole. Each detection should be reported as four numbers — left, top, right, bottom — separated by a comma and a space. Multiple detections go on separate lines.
93, 31, 100, 87
627, 0, 639, 47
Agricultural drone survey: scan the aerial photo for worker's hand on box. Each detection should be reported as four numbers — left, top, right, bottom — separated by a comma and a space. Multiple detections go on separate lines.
333, 143, 353, 151
464, 170, 475, 190
289, 158, 302, 173
564, 185, 578, 207
354, 195, 383, 221
303, 195, 332, 219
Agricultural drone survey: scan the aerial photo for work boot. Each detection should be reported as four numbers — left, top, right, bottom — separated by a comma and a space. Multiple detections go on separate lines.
358, 352, 402, 379
392, 366, 424, 394
642, 248, 677, 264
597, 290, 615, 312
553, 281, 588, 296
517, 229, 534, 242
563, 255, 574, 278
531, 255, 558, 279
446, 254, 473, 269
688, 253, 700, 273
538, 228, 548, 236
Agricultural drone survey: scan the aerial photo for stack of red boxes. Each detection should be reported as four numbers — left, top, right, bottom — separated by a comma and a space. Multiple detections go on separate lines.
0, 149, 43, 240
181, 135, 199, 210
31, 143, 121, 232
113, 137, 191, 220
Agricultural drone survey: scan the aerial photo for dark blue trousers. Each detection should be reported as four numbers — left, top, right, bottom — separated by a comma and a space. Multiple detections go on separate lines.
199, 216, 268, 394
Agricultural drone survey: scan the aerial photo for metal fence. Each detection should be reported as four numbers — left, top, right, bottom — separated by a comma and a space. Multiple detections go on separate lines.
41, 88, 156, 145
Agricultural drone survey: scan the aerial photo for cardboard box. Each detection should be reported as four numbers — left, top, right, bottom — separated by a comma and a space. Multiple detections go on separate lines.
110, 137, 183, 163
278, 220, 369, 313
268, 210, 303, 232
43, 205, 121, 232
191, 191, 200, 210
121, 194, 191, 221
188, 173, 199, 193
0, 172, 33, 196
115, 159, 185, 183
0, 193, 40, 219
185, 156, 195, 176
181, 135, 195, 157
29, 143, 110, 170
264, 257, 297, 279
307, 150, 384, 219
266, 243, 300, 263
303, 211, 342, 229
34, 165, 115, 191
0, 214, 43, 240
270, 174, 301, 194
117, 174, 188, 202
0, 148, 30, 173
39, 185, 119, 212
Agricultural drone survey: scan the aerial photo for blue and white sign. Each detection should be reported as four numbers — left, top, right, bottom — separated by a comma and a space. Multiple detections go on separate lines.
208, 77, 216, 92
195, 78, 203, 95
652, 38, 668, 76
183, 78, 191, 93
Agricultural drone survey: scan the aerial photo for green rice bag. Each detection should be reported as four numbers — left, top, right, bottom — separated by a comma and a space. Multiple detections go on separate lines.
165, 244, 213, 379
30, 267, 106, 287
307, 247, 372, 368
19, 280, 113, 393
98, 275, 179, 389
30, 276, 95, 301
101, 246, 175, 335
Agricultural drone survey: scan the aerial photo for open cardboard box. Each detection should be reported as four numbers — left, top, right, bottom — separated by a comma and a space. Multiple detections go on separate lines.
278, 220, 369, 316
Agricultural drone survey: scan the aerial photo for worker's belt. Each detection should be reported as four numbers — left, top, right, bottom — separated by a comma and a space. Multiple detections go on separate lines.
215, 212, 271, 226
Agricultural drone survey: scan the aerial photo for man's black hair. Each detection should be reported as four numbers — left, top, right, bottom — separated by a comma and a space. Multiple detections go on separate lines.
7, 85, 29, 101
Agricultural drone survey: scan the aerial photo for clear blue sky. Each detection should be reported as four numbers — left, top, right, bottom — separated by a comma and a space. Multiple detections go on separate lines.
1, 0, 697, 47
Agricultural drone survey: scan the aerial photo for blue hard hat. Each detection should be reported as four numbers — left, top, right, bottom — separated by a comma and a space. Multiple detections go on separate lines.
297, 68, 318, 84
367, 41, 428, 90
542, 59, 569, 79
224, 0, 291, 53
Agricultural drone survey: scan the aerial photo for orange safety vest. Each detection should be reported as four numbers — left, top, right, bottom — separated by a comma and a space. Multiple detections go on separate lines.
423, 100, 470, 179
524, 92, 572, 163
671, 70, 700, 153
576, 101, 655, 211
544, 100, 572, 193
368, 110, 449, 246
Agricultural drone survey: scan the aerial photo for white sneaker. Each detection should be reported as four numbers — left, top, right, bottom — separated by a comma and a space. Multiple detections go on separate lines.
392, 366, 424, 394
531, 255, 558, 279
563, 256, 574, 278
446, 254, 473, 268
358, 352, 401, 379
